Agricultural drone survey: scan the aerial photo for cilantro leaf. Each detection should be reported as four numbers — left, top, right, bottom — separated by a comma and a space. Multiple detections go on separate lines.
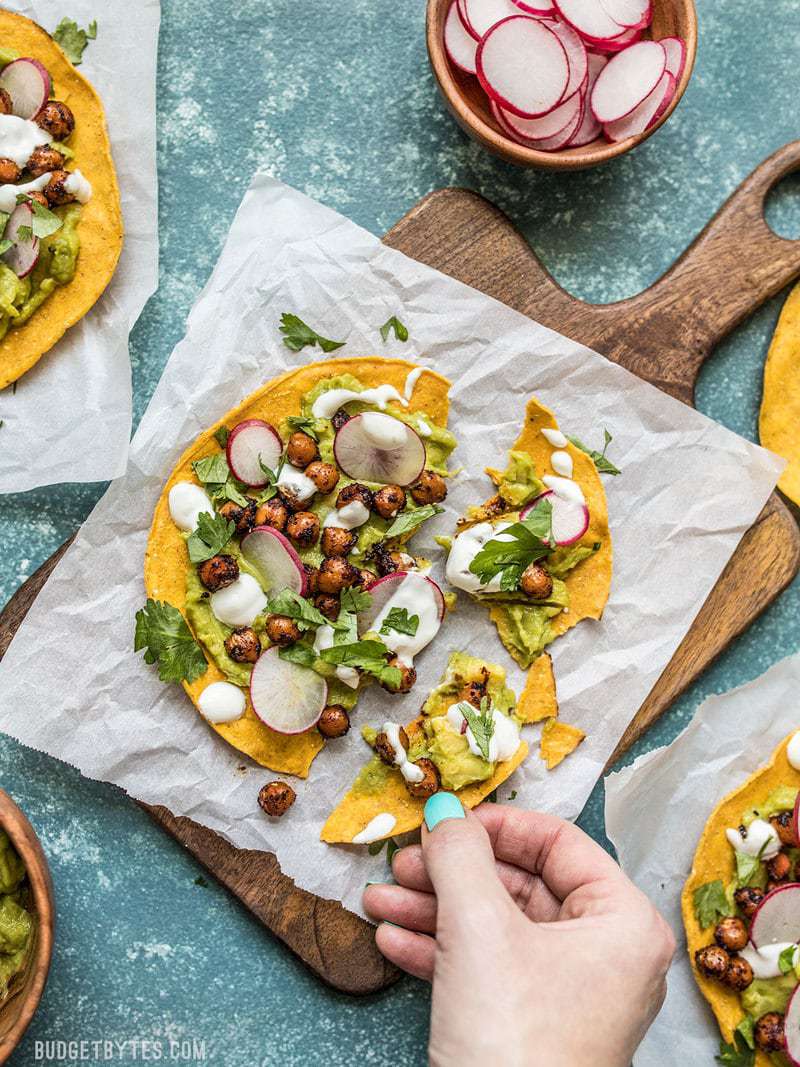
468, 503, 554, 589
26, 198, 62, 239
693, 880, 733, 929
715, 1033, 755, 1067
279, 313, 345, 354
213, 426, 230, 449
52, 17, 97, 65
734, 851, 766, 889
456, 698, 495, 762
567, 429, 621, 476
384, 504, 444, 540
187, 512, 234, 563
320, 639, 400, 688
134, 599, 207, 684
266, 589, 331, 632
779, 945, 798, 975
340, 586, 372, 614
15, 225, 32, 243
192, 453, 230, 484
379, 316, 409, 343
0, 239, 11, 257
735, 1016, 755, 1052
278, 643, 317, 669
380, 607, 419, 637
285, 415, 319, 442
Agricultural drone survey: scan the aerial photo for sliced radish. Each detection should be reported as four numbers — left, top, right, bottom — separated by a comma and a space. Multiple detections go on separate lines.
445, 0, 478, 75
477, 16, 569, 118
0, 58, 50, 120
588, 26, 642, 52
456, 0, 478, 39
250, 646, 327, 735
226, 419, 282, 487
590, 39, 666, 122
526, 99, 583, 150
785, 984, 800, 1067
603, 69, 671, 141
598, 0, 651, 30
500, 89, 581, 140
1, 202, 38, 278
750, 885, 800, 950
520, 489, 589, 545
333, 412, 425, 486
240, 526, 308, 596
646, 71, 676, 129
549, 19, 588, 101
358, 572, 446, 632
660, 36, 687, 81
512, 0, 555, 12
554, 0, 629, 42
462, 0, 520, 38
567, 53, 606, 145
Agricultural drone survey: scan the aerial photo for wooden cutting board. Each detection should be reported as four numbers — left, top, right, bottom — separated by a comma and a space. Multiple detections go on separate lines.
3, 142, 800, 997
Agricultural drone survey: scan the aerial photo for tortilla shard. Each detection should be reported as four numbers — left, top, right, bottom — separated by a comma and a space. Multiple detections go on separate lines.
760, 280, 800, 507
539, 718, 585, 770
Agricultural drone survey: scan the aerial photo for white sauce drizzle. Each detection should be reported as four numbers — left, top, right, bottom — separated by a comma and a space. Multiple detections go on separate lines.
403, 367, 424, 400
543, 474, 586, 506
0, 115, 48, 167
197, 681, 246, 724
788, 730, 800, 770
360, 411, 408, 450
382, 722, 425, 783
352, 812, 397, 845
311, 384, 408, 420
313, 624, 359, 689
168, 482, 214, 532
725, 818, 781, 859
445, 522, 513, 594
0, 172, 50, 214
445, 703, 520, 763
416, 417, 432, 438
541, 427, 568, 448
740, 942, 798, 980
322, 500, 370, 531
551, 450, 574, 478
276, 464, 316, 507
63, 169, 92, 204
210, 573, 268, 627
369, 571, 442, 667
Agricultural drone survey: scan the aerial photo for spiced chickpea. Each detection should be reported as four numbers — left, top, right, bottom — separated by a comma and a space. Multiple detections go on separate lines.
372, 485, 406, 520
0, 88, 11, 115
331, 408, 351, 432
336, 482, 373, 511
286, 431, 319, 467
304, 461, 339, 494
694, 945, 730, 981
313, 594, 340, 621
254, 497, 289, 531
318, 705, 351, 739
754, 1013, 786, 1053
733, 886, 764, 920
520, 563, 554, 600
355, 568, 375, 588
458, 680, 487, 709
767, 852, 792, 883
26, 145, 65, 178
321, 526, 357, 558
317, 557, 359, 594
258, 781, 296, 818
0, 158, 20, 183
405, 758, 440, 800
43, 169, 76, 207
375, 726, 409, 766
197, 554, 239, 592
224, 627, 261, 664
410, 470, 447, 506
36, 100, 75, 141
265, 615, 301, 647
219, 499, 258, 536
714, 917, 748, 953
770, 810, 797, 847
286, 510, 320, 549
722, 956, 754, 991
379, 657, 416, 694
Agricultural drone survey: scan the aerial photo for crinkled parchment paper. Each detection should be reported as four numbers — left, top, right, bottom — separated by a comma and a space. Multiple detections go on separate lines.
606, 653, 800, 1065
0, 0, 159, 492
0, 176, 784, 919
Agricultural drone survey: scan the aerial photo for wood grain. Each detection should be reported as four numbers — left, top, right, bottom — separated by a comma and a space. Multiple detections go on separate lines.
2, 143, 800, 994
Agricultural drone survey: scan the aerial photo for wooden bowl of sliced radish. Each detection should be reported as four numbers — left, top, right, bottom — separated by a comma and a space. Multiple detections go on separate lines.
428, 0, 696, 169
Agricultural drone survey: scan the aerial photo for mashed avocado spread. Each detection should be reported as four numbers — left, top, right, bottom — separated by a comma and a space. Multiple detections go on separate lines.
0, 830, 33, 1000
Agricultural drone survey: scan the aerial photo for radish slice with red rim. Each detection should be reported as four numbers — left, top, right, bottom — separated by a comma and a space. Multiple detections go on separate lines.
0, 58, 50, 119
240, 526, 308, 596
499, 89, 581, 141
590, 39, 666, 122
784, 983, 800, 1067
598, 0, 651, 30
250, 646, 327, 735
603, 69, 670, 141
1, 202, 38, 278
463, 0, 520, 38
333, 411, 426, 486
226, 419, 282, 487
512, 0, 555, 12
526, 98, 583, 150
520, 489, 589, 545
358, 572, 446, 633
445, 0, 479, 75
549, 19, 588, 101
588, 26, 642, 52
554, 0, 628, 42
646, 72, 676, 129
477, 16, 569, 118
567, 53, 606, 145
750, 884, 800, 950
660, 36, 686, 80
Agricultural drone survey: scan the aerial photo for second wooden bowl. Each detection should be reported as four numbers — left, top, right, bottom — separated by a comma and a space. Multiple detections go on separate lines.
426, 0, 697, 170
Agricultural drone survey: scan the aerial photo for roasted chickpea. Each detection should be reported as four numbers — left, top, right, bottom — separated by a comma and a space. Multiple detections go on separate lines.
336, 482, 373, 511
219, 499, 258, 537
255, 496, 289, 531
770, 810, 797, 847
0, 158, 20, 184
331, 408, 351, 432
286, 431, 319, 468
265, 614, 301, 648
36, 100, 75, 141
304, 564, 320, 595
714, 916, 748, 953
405, 758, 441, 800
258, 781, 296, 818
458, 680, 487, 709
43, 169, 75, 207
520, 562, 554, 600
26, 145, 65, 178
379, 657, 417, 694
734, 885, 764, 920
304, 461, 339, 495
313, 594, 340, 621
197, 554, 239, 592
26, 191, 49, 209
375, 726, 409, 766
410, 470, 447, 506
694, 944, 730, 981
317, 557, 359, 595
372, 485, 406, 520
286, 510, 320, 549
722, 955, 754, 991
0, 88, 11, 115
355, 568, 375, 588
767, 851, 792, 883
321, 526, 358, 558
754, 1013, 786, 1053
224, 626, 261, 664
318, 705, 351, 739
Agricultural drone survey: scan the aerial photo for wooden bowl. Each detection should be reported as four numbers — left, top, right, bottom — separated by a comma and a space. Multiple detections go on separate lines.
0, 791, 54, 1066
426, 0, 697, 170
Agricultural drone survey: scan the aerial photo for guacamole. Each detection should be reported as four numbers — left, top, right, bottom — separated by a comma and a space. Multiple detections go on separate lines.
0, 830, 33, 1000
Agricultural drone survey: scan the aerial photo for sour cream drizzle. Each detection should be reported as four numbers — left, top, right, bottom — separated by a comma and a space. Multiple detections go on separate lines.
0, 115, 48, 167
64, 169, 92, 204
210, 573, 268, 628
445, 702, 520, 763
352, 812, 397, 844
314, 624, 359, 689
197, 681, 246, 724
370, 571, 442, 667
277, 464, 317, 507
543, 474, 585, 507
787, 731, 800, 770
417, 417, 432, 438
403, 367, 424, 401
725, 818, 781, 859
311, 384, 408, 420
323, 500, 370, 531
540, 428, 568, 449
169, 482, 214, 531
360, 411, 409, 450
445, 522, 514, 594
740, 942, 798, 980
382, 722, 425, 783
551, 450, 573, 478
0, 172, 50, 214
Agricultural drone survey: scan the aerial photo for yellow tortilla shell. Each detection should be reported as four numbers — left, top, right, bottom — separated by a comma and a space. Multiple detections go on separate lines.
760, 281, 800, 507
517, 652, 557, 723
144, 358, 452, 778
682, 734, 800, 1062
539, 718, 585, 770
0, 11, 123, 388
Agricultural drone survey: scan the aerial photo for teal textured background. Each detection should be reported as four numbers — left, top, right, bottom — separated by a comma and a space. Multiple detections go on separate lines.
3, 0, 800, 1063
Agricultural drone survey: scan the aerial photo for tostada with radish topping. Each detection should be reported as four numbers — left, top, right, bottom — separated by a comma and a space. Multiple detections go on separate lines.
684, 733, 800, 1066
0, 10, 122, 388
138, 358, 456, 778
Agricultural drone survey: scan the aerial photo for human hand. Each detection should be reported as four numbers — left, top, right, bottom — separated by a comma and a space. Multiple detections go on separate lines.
363, 796, 674, 1067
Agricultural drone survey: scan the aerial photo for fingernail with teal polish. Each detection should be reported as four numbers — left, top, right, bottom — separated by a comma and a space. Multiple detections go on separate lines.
424, 792, 465, 831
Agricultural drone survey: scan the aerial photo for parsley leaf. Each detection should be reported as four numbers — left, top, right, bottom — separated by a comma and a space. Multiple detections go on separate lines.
715, 1033, 755, 1067
380, 607, 419, 637
379, 316, 409, 343
468, 502, 554, 589
320, 639, 400, 688
567, 429, 621, 476
266, 589, 332, 632
456, 698, 495, 762
384, 504, 444, 540
213, 426, 230, 449
285, 415, 319, 442
779, 945, 798, 975
278, 643, 317, 669
187, 512, 234, 563
692, 880, 733, 929
134, 599, 207, 684
279, 313, 345, 354
52, 17, 97, 65
340, 586, 372, 614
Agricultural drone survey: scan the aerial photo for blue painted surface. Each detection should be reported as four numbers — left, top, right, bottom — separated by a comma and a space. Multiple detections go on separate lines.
2, 0, 800, 1062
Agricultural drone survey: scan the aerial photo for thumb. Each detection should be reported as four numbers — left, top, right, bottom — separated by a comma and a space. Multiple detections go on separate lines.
421, 794, 507, 917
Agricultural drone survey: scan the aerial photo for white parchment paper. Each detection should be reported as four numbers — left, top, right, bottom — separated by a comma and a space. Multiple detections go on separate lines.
0, 0, 159, 492
606, 654, 800, 1065
0, 176, 785, 919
